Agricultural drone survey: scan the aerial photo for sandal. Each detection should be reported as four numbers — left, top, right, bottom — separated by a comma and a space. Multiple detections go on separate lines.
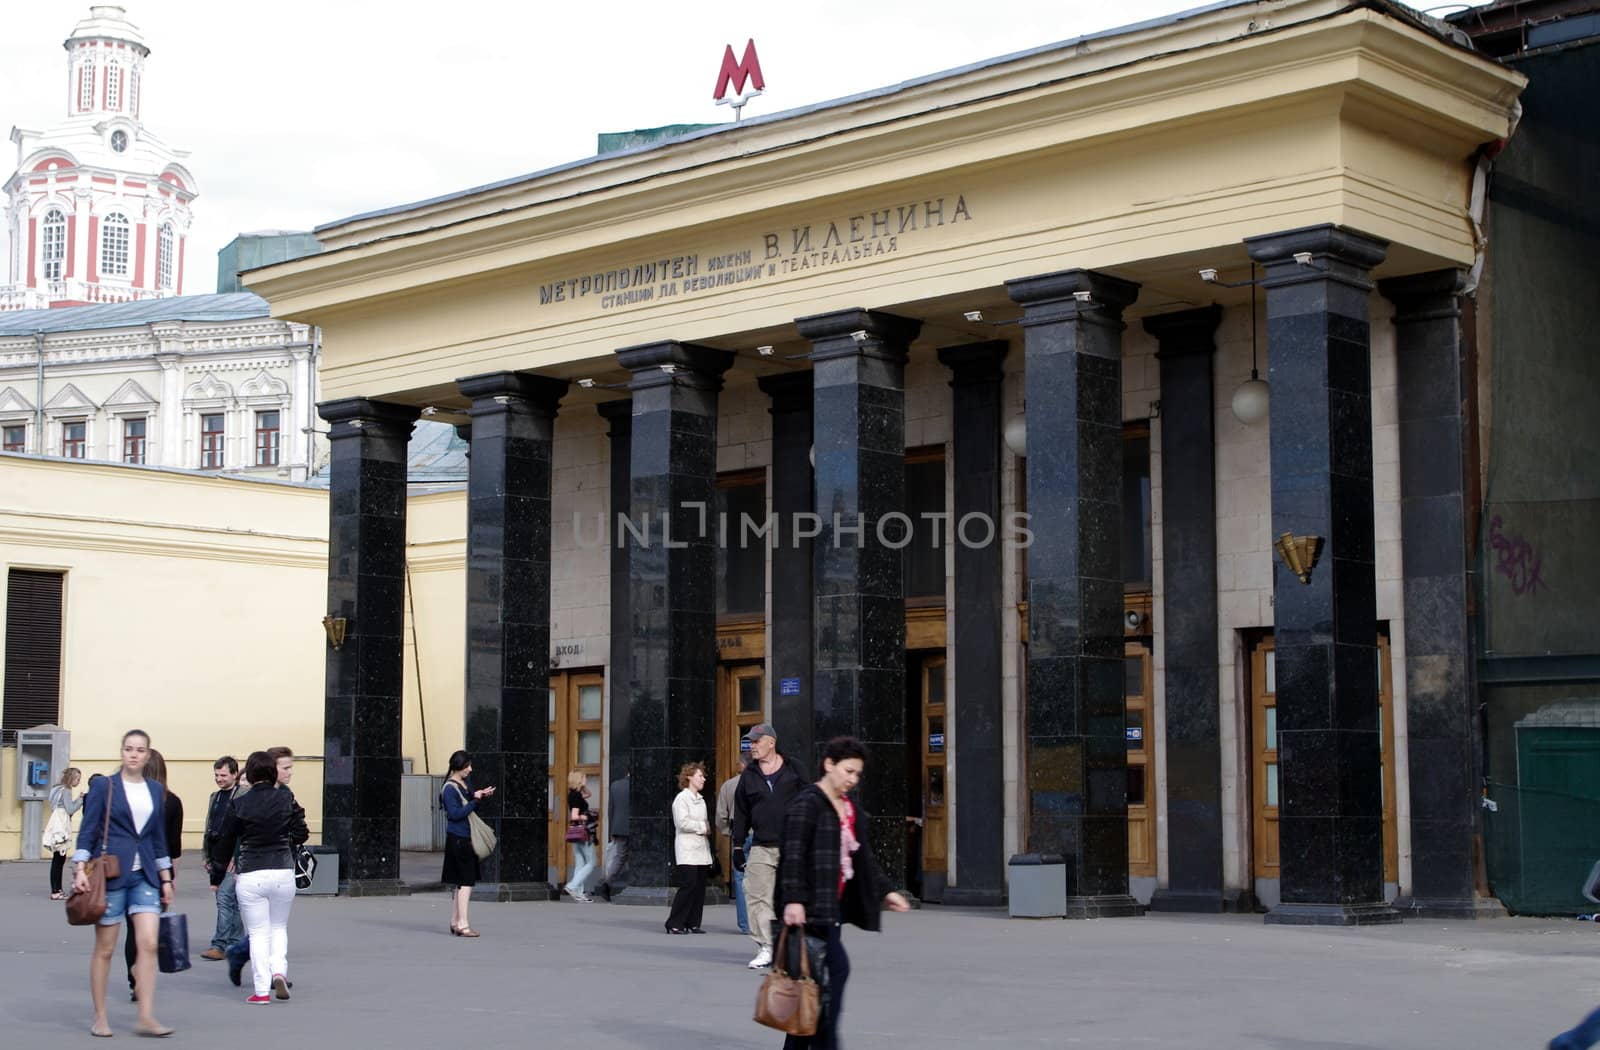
50, 892, 66, 901
456, 927, 480, 938
90, 1022, 113, 1038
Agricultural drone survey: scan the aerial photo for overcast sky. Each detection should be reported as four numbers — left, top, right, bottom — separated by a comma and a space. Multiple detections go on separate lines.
3, 0, 1469, 295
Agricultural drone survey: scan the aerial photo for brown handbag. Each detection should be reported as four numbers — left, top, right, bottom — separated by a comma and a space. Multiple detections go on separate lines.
753, 925, 821, 1037
65, 777, 122, 926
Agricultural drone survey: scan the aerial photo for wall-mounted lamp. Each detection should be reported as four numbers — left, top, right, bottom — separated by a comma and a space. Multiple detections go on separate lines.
1231, 263, 1271, 426
849, 329, 869, 343
322, 615, 348, 650
1003, 410, 1027, 457
1274, 532, 1324, 585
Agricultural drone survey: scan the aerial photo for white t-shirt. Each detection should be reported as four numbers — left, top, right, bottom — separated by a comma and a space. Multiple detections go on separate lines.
123, 779, 153, 871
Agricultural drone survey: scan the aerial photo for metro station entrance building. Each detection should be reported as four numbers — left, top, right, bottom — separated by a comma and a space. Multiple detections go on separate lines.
250, 0, 1523, 922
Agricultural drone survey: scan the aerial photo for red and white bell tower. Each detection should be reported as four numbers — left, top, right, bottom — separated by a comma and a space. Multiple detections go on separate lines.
3, 5, 198, 310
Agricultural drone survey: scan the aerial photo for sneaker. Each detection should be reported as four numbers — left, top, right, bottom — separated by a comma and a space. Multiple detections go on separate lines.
748, 947, 772, 970
570, 892, 593, 903
246, 994, 271, 1005
272, 974, 290, 1001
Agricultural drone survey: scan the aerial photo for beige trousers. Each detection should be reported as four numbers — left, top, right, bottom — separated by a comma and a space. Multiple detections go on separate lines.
744, 844, 780, 949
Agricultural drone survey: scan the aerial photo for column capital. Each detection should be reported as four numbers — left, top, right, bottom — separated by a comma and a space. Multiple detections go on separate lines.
1246, 224, 1389, 290
615, 341, 734, 391
1143, 305, 1222, 358
317, 397, 420, 441
1379, 268, 1468, 324
456, 370, 568, 416
936, 340, 1009, 385
756, 370, 812, 412
795, 308, 921, 363
595, 398, 632, 436
1005, 268, 1139, 327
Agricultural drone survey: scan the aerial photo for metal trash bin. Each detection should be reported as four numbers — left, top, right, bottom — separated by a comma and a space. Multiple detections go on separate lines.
297, 845, 340, 896
1007, 853, 1066, 918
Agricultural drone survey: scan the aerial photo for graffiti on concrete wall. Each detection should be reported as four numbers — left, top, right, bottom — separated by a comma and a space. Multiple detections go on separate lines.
1489, 515, 1545, 596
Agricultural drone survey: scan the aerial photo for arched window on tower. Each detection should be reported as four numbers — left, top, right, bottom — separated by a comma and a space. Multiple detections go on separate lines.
101, 213, 130, 278
157, 224, 174, 290
78, 60, 95, 112
42, 209, 66, 282
106, 63, 121, 111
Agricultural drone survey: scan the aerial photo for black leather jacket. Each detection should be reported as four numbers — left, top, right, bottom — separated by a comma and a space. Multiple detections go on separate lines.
208, 783, 308, 884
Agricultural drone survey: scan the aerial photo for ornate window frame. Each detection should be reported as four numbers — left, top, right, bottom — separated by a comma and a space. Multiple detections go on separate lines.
100, 211, 131, 279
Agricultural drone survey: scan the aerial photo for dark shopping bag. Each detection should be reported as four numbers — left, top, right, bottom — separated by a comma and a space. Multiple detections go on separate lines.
157, 911, 191, 973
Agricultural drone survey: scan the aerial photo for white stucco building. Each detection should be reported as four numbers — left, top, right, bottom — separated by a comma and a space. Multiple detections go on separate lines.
0, 294, 320, 481
3, 5, 197, 311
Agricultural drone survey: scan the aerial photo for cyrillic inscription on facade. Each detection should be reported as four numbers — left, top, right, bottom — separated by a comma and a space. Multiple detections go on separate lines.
536, 195, 971, 312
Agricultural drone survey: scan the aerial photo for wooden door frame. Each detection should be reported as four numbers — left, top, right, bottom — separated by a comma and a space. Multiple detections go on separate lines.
917, 652, 949, 876
548, 668, 605, 885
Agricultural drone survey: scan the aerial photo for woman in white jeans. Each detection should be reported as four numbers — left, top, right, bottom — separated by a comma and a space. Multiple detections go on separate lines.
210, 750, 307, 1004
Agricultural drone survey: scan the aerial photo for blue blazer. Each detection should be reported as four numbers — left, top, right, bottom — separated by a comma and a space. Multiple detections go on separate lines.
72, 774, 172, 891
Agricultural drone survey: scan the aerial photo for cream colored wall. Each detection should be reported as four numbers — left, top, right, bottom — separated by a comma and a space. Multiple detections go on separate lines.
0, 456, 329, 860
400, 489, 464, 777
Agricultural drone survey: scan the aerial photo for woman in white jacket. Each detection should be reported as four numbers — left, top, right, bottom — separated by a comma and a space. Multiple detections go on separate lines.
665, 762, 711, 934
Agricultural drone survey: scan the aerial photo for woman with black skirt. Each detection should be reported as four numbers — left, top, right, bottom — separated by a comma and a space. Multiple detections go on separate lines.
777, 736, 910, 1049
440, 750, 494, 937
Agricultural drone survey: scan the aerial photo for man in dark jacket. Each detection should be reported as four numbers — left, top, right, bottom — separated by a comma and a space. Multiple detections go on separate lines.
730, 723, 806, 969
200, 756, 243, 960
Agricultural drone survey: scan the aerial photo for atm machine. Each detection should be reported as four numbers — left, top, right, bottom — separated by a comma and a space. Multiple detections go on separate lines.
15, 726, 71, 862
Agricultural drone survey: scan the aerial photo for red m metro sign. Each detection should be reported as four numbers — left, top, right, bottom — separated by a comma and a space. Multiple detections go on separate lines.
713, 39, 765, 115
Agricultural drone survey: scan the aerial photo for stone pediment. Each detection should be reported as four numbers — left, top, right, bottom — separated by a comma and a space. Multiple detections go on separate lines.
44, 382, 96, 412
105, 378, 158, 409
184, 373, 233, 402
0, 386, 35, 414
239, 369, 289, 398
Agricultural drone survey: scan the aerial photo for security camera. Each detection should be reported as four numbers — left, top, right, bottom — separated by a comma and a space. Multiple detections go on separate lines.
1198, 268, 1219, 283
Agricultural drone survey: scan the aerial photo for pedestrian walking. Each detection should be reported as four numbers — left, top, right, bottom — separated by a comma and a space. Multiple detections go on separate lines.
200, 756, 244, 961
599, 770, 629, 901
71, 728, 176, 1038
775, 735, 910, 1049
665, 762, 711, 934
732, 723, 807, 968
440, 749, 495, 936
44, 766, 83, 899
565, 770, 598, 901
126, 748, 182, 1001
222, 745, 306, 986
1552, 1006, 1600, 1050
210, 750, 308, 1005
717, 754, 751, 934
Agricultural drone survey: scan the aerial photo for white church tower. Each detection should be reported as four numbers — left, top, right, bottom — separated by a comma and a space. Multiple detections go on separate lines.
2, 6, 197, 310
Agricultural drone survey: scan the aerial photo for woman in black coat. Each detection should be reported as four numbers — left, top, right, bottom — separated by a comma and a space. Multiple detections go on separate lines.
777, 736, 910, 1049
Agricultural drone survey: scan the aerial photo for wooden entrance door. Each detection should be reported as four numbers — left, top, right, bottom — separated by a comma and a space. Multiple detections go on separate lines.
715, 660, 765, 870
548, 669, 604, 884
1250, 633, 1397, 882
1125, 640, 1156, 877
918, 653, 948, 878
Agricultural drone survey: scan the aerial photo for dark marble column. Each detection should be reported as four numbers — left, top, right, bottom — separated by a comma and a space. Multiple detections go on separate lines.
1379, 270, 1505, 920
1005, 268, 1141, 918
615, 342, 733, 904
1143, 307, 1228, 913
318, 397, 419, 897
757, 372, 815, 767
797, 308, 921, 890
597, 398, 633, 869
1245, 224, 1400, 926
936, 341, 1008, 908
456, 371, 567, 901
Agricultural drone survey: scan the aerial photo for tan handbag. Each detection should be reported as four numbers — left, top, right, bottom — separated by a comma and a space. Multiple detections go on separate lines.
753, 925, 821, 1037
66, 778, 122, 926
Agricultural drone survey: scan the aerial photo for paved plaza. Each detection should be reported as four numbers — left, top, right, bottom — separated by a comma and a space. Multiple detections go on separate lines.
2, 857, 1595, 1048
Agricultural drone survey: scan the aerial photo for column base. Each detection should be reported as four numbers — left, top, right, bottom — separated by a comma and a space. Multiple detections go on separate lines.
1264, 901, 1402, 926
1148, 888, 1227, 914
471, 881, 560, 902
1065, 894, 1142, 918
939, 886, 1007, 908
1392, 894, 1507, 919
611, 884, 730, 906
341, 879, 411, 898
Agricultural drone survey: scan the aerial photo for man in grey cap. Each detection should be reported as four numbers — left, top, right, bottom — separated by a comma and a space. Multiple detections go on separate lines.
730, 722, 806, 969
